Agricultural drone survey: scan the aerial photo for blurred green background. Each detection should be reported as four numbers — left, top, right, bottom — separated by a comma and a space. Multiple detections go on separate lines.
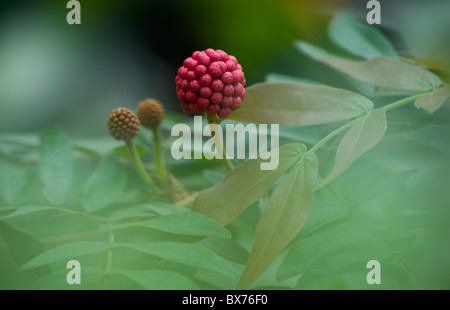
1, 0, 450, 290
1, 0, 448, 137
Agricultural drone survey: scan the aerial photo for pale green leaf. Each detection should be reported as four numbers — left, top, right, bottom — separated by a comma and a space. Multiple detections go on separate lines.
265, 73, 319, 84
117, 242, 238, 277
296, 41, 442, 91
329, 14, 397, 59
0, 159, 29, 204
112, 269, 199, 290
237, 152, 318, 288
199, 238, 249, 264
0, 206, 53, 220
39, 130, 74, 205
414, 85, 450, 113
82, 158, 127, 212
229, 82, 373, 126
20, 241, 108, 270
319, 109, 387, 187
192, 143, 305, 226
31, 267, 104, 289
113, 212, 231, 239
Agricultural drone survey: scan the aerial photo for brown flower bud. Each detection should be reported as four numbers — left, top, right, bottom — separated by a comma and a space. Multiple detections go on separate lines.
136, 98, 165, 128
107, 108, 140, 141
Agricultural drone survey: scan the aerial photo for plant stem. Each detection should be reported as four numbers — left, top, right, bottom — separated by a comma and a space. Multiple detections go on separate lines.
205, 112, 234, 171
152, 126, 168, 182
310, 93, 428, 153
380, 93, 425, 111
309, 117, 361, 153
103, 222, 114, 290
125, 140, 162, 194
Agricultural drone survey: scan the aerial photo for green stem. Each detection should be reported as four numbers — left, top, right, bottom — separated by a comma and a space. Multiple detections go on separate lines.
379, 93, 425, 111
152, 126, 168, 182
125, 140, 162, 194
205, 112, 234, 171
103, 222, 114, 290
310, 93, 428, 153
309, 117, 361, 153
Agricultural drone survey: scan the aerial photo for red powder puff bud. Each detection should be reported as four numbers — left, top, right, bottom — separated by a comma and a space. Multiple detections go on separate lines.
180, 79, 189, 91
208, 62, 224, 78
240, 88, 246, 99
216, 50, 229, 61
199, 74, 213, 86
187, 59, 198, 70
183, 57, 193, 67
194, 65, 207, 77
217, 61, 227, 73
221, 96, 233, 108
192, 51, 200, 59
186, 71, 196, 82
218, 108, 231, 118
177, 89, 186, 101
199, 86, 213, 98
210, 92, 223, 104
221, 72, 233, 84
232, 70, 243, 84
189, 80, 201, 92
176, 48, 246, 117
242, 79, 246, 87
210, 51, 222, 62
208, 104, 221, 114
211, 79, 224, 92
223, 84, 234, 97
231, 97, 241, 111
196, 97, 210, 109
186, 90, 198, 103
228, 55, 237, 64
225, 60, 236, 72
234, 83, 243, 97
107, 108, 140, 141
197, 52, 211, 66
178, 66, 188, 78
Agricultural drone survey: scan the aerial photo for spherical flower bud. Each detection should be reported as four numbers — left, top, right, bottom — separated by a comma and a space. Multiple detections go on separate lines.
108, 108, 140, 141
176, 48, 246, 118
136, 98, 165, 128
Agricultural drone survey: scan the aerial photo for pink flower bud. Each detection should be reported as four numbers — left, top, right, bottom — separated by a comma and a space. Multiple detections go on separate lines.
210, 92, 223, 104
211, 79, 224, 92
199, 86, 213, 98
223, 84, 234, 97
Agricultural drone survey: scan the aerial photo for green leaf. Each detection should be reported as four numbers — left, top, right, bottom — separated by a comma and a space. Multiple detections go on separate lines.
296, 41, 442, 91
113, 212, 231, 239
112, 269, 199, 290
192, 143, 305, 226
328, 14, 397, 59
30, 267, 104, 289
117, 242, 238, 277
0, 206, 53, 220
0, 222, 46, 267
20, 241, 108, 270
109, 204, 157, 222
265, 73, 319, 84
228, 82, 373, 126
414, 85, 450, 113
0, 159, 30, 204
237, 152, 318, 288
319, 109, 387, 187
39, 130, 74, 205
199, 238, 250, 265
82, 158, 127, 212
